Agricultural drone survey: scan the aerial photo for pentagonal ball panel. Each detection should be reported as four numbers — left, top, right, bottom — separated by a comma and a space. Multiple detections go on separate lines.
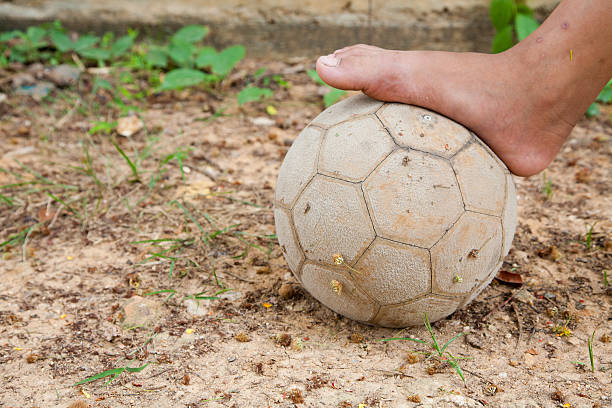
431, 211, 502, 296
502, 174, 518, 258
452, 142, 506, 217
275, 126, 322, 208
274, 207, 304, 279
311, 94, 383, 128
363, 149, 464, 248
293, 175, 375, 266
319, 116, 395, 182
377, 104, 472, 157
373, 295, 462, 327
301, 263, 378, 322
353, 238, 431, 305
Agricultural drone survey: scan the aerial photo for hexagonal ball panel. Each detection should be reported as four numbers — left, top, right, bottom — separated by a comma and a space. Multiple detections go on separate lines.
293, 175, 375, 266
377, 104, 472, 157
431, 211, 502, 296
301, 262, 378, 323
502, 174, 518, 258
319, 116, 395, 182
373, 295, 461, 327
461, 261, 502, 308
311, 94, 383, 128
275, 126, 323, 208
353, 238, 431, 305
452, 142, 506, 217
274, 207, 304, 279
363, 149, 464, 248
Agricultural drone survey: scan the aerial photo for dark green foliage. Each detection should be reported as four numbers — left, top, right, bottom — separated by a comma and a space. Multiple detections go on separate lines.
489, 0, 539, 53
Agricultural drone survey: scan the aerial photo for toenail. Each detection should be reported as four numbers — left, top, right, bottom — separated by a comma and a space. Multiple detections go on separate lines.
319, 54, 340, 67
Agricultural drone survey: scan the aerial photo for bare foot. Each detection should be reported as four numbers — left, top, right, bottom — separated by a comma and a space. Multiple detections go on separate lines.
315, 0, 612, 177
316, 45, 572, 177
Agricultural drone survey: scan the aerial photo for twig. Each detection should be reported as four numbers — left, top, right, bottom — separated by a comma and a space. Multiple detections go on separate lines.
55, 99, 81, 129
512, 302, 523, 351
144, 368, 173, 380
481, 292, 514, 321
218, 270, 256, 283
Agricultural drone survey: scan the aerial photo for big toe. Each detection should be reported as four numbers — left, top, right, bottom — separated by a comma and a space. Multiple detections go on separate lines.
316, 45, 384, 91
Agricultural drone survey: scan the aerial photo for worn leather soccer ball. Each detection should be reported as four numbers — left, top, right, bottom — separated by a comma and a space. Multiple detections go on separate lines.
274, 94, 517, 327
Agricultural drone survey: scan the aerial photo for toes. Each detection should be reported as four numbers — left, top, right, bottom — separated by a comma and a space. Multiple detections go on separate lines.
316, 44, 385, 91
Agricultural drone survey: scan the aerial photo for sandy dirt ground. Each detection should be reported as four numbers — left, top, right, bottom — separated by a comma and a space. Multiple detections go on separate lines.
0, 58, 611, 408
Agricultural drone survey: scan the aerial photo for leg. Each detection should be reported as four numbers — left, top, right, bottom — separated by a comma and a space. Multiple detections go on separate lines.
316, 0, 612, 177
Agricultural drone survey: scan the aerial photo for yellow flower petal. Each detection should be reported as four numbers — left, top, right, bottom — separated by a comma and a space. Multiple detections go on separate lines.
185, 328, 194, 334
60, 314, 67, 319
14, 347, 23, 351
263, 302, 272, 308
266, 105, 277, 116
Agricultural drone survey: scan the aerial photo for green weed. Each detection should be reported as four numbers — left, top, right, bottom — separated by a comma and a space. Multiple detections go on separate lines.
74, 360, 150, 386
541, 172, 553, 199
382, 313, 468, 384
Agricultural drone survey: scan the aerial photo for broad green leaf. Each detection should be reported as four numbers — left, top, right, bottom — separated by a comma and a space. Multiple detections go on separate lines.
596, 79, 612, 104
111, 35, 134, 57
78, 48, 111, 61
195, 46, 217, 67
92, 78, 113, 93
0, 30, 23, 42
146, 48, 168, 68
237, 86, 273, 105
515, 14, 539, 41
585, 103, 600, 117
490, 0, 515, 31
50, 30, 73, 52
323, 88, 346, 107
516, 4, 533, 17
26, 26, 47, 43
492, 25, 514, 53
168, 40, 194, 66
172, 25, 209, 44
159, 68, 206, 90
73, 35, 100, 52
210, 45, 245, 76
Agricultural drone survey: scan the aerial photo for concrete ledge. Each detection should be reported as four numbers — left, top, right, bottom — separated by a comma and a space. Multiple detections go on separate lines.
0, 0, 558, 57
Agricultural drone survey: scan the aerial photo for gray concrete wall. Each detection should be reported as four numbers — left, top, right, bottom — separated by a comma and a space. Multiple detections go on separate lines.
0, 0, 559, 56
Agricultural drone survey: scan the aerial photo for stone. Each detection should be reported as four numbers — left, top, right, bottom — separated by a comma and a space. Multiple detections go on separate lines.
45, 64, 81, 87
121, 296, 160, 328
117, 115, 143, 137
15, 81, 55, 99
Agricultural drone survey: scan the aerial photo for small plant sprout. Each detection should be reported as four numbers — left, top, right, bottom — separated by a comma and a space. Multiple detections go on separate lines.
584, 222, 597, 250
74, 360, 151, 386
587, 330, 596, 373
603, 270, 609, 289
541, 172, 553, 199
381, 312, 468, 384
332, 253, 362, 274
453, 274, 463, 283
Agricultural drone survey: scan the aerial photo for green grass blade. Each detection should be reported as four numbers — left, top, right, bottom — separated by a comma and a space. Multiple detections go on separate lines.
111, 139, 140, 181
441, 332, 464, 354
446, 352, 466, 383
0, 192, 15, 206
46, 191, 82, 219
124, 361, 151, 373
73, 367, 125, 386
423, 312, 441, 355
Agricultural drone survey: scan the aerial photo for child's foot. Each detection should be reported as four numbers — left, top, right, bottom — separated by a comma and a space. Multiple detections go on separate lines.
316, 45, 578, 177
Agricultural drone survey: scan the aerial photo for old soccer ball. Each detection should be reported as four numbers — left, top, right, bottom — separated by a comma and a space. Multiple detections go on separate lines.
274, 94, 517, 327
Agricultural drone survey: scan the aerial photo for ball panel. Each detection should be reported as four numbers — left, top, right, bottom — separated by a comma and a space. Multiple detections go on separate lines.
363, 149, 464, 248
301, 262, 378, 322
461, 261, 503, 307
470, 132, 510, 174
353, 237, 431, 305
275, 126, 322, 208
293, 175, 375, 266
274, 207, 305, 280
377, 104, 472, 157
452, 142, 506, 217
373, 295, 462, 327
311, 94, 384, 128
502, 174, 518, 258
319, 116, 395, 182
431, 211, 502, 296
